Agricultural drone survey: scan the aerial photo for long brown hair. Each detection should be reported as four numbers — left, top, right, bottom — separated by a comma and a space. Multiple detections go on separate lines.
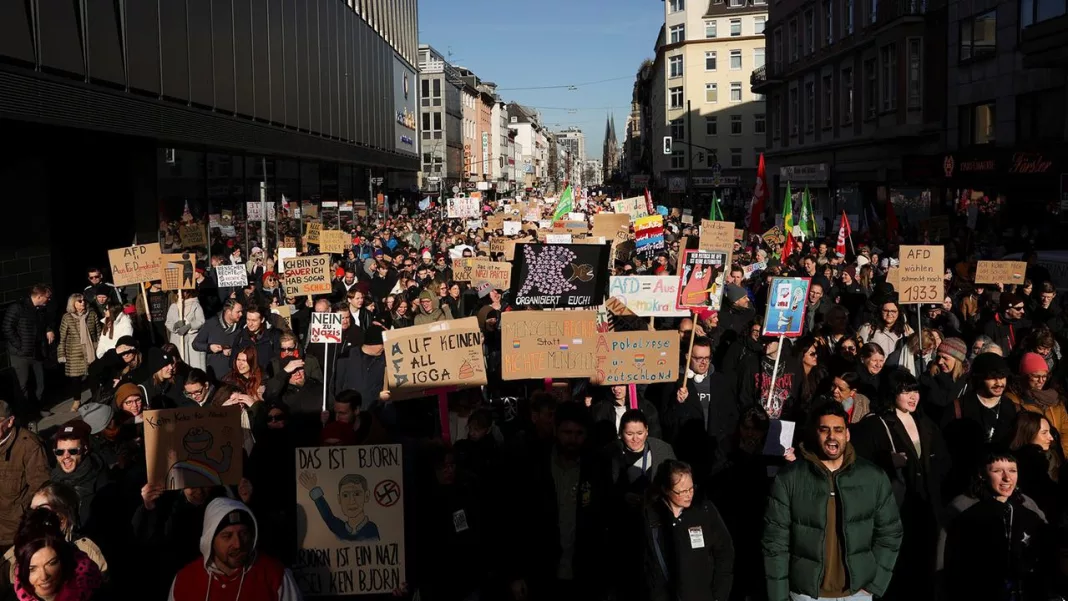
224, 345, 263, 396
1010, 411, 1061, 482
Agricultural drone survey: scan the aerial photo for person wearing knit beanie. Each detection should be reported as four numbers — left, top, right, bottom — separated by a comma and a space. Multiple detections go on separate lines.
1019, 352, 1049, 376
937, 337, 968, 366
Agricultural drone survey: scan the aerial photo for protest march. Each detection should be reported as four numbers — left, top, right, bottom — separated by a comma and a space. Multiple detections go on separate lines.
2, 181, 1068, 601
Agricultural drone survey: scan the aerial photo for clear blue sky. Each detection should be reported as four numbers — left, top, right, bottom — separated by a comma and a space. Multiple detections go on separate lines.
417, 0, 662, 160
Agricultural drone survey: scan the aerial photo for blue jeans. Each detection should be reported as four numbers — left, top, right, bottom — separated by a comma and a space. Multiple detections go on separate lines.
790, 593, 872, 601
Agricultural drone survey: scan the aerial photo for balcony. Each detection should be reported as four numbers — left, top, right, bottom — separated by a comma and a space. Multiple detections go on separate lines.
750, 64, 781, 93
1020, 14, 1068, 68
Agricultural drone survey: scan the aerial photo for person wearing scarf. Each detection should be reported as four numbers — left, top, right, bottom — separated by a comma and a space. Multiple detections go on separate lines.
1007, 352, 1068, 458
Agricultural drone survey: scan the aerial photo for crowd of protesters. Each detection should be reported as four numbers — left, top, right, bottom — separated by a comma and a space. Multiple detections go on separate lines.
0, 191, 1065, 601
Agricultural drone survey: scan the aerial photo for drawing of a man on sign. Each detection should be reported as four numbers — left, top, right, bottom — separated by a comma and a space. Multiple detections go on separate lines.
299, 471, 381, 542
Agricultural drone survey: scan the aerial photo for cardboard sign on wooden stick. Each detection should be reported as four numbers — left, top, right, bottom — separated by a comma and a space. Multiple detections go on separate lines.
160, 253, 198, 291
108, 243, 163, 286
144, 406, 244, 490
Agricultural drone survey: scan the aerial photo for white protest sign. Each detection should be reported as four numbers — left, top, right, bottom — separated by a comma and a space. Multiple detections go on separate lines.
608, 276, 689, 317
278, 247, 298, 270
246, 202, 277, 222
447, 197, 480, 219
503, 221, 522, 236
546, 234, 573, 244
310, 312, 344, 344
215, 264, 249, 288
295, 445, 405, 596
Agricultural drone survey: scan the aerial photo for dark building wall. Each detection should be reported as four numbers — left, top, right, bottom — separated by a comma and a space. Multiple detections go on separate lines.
0, 0, 418, 170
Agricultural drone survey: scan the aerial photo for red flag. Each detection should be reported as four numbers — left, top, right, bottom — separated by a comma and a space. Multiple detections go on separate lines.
644, 188, 655, 216
836, 211, 851, 255
886, 196, 899, 240
782, 230, 795, 259
747, 153, 768, 231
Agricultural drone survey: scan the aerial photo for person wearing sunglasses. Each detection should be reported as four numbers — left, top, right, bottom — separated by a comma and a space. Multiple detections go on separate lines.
982, 292, 1029, 354
49, 427, 108, 535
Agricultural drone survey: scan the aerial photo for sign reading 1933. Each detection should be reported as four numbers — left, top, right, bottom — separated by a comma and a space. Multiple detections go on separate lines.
898, 245, 944, 304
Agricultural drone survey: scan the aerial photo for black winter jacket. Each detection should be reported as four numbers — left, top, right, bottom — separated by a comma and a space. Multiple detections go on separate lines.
2, 298, 51, 359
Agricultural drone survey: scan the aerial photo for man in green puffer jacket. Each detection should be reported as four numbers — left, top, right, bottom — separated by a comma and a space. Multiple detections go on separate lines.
762, 401, 903, 601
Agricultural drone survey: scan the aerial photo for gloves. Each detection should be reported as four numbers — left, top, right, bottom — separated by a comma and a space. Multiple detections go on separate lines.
176, 324, 192, 336
172, 320, 187, 332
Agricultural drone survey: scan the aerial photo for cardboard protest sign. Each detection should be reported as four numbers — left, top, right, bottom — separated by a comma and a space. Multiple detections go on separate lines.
899, 245, 945, 304
553, 221, 588, 235
502, 221, 522, 236
488, 237, 528, 260
216, 264, 249, 288
486, 214, 505, 231
305, 221, 322, 244
699, 220, 735, 252
734, 228, 745, 241
677, 250, 728, 310
447, 197, 480, 219
545, 234, 572, 244
975, 261, 1027, 285
143, 406, 243, 489
762, 226, 786, 245
634, 215, 665, 257
611, 197, 649, 218
160, 253, 198, 291
501, 310, 599, 380
321, 230, 349, 254
763, 277, 811, 337
272, 304, 293, 330
283, 255, 332, 297
743, 261, 767, 280
461, 260, 511, 290
886, 266, 900, 291
108, 243, 163, 286
510, 243, 610, 309
179, 224, 207, 247
594, 330, 680, 384
608, 275, 689, 317
592, 213, 630, 239
310, 312, 344, 344
381, 317, 487, 389
294, 445, 405, 596
278, 247, 298, 269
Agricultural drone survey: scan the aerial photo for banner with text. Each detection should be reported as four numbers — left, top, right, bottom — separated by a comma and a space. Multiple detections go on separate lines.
608, 275, 689, 317
447, 198, 480, 219
510, 243, 609, 308
975, 260, 1027, 285
676, 250, 728, 311
381, 317, 487, 389
634, 215, 665, 257
899, 245, 945, 304
108, 243, 163, 286
501, 311, 599, 380
283, 255, 332, 297
594, 330, 680, 384
144, 406, 243, 490
215, 264, 249, 288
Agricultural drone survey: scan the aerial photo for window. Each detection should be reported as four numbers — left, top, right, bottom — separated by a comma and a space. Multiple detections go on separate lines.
669, 55, 684, 78
842, 67, 854, 124
754, 48, 766, 68
705, 51, 718, 70
822, 74, 833, 127
671, 150, 687, 169
730, 50, 743, 69
823, 0, 834, 45
670, 24, 686, 43
880, 44, 897, 111
959, 102, 996, 145
432, 79, 442, 106
731, 114, 743, 134
705, 83, 719, 103
789, 87, 799, 134
789, 20, 799, 61
1021, 0, 1067, 27
755, 16, 767, 34
670, 86, 685, 108
772, 95, 782, 138
706, 20, 718, 38
706, 116, 719, 135
960, 11, 996, 62
756, 0, 767, 5
843, 0, 854, 35
804, 10, 815, 54
670, 118, 686, 140
773, 29, 784, 71
730, 82, 743, 102
863, 58, 876, 118
755, 113, 767, 133
670, 0, 685, 11
421, 112, 431, 138
421, 79, 430, 107
432, 112, 443, 139
805, 81, 815, 132
729, 0, 744, 7
871, 0, 878, 23
730, 148, 743, 167
730, 18, 742, 36
907, 38, 922, 109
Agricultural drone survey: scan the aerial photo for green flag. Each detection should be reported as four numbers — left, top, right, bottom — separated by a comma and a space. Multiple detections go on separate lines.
798, 186, 814, 240
709, 195, 724, 221
782, 182, 794, 235
552, 186, 573, 221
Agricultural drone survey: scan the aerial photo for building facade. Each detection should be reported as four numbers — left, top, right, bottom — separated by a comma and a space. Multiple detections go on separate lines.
650, 0, 769, 211
603, 115, 621, 184
419, 44, 464, 194
556, 128, 587, 187
751, 0, 950, 225
508, 103, 550, 191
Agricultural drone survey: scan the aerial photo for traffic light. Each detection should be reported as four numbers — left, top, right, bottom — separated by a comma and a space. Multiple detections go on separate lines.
663, 136, 673, 155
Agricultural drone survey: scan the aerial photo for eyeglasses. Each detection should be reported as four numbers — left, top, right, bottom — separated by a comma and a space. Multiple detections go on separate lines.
671, 486, 695, 496
184, 387, 207, 398
882, 309, 899, 315
1029, 373, 1049, 381
1010, 305, 1025, 311
691, 356, 712, 363
54, 448, 82, 457
88, 274, 102, 280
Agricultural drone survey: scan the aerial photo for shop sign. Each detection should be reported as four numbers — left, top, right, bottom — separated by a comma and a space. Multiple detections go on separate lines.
668, 176, 687, 193
1009, 152, 1054, 174
779, 163, 829, 184
693, 176, 741, 187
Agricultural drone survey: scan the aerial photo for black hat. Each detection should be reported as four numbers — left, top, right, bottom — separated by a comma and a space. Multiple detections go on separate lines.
115, 335, 139, 351
363, 325, 384, 346
145, 347, 174, 374
970, 352, 1010, 380
214, 508, 256, 539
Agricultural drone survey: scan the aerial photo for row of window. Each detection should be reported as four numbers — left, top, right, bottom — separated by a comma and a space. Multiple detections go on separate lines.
669, 16, 767, 44
670, 81, 762, 108
767, 40, 922, 140
669, 49, 767, 77
669, 0, 767, 13
769, 0, 860, 70
669, 114, 767, 141
668, 147, 766, 169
